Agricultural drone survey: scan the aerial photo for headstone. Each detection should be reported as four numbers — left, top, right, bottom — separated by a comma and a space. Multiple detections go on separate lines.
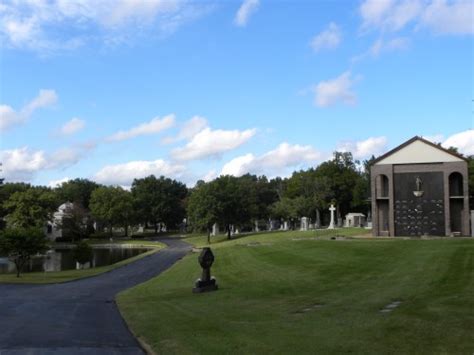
193, 247, 218, 293
283, 221, 289, 230
328, 204, 336, 229
300, 217, 309, 231
211, 223, 219, 236
254, 220, 260, 232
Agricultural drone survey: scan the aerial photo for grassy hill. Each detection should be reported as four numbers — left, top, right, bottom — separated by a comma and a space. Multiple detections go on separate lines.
117, 229, 474, 354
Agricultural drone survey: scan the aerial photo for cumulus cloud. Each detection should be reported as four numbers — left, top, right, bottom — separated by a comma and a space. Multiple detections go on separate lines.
94, 159, 186, 186
47, 177, 71, 188
359, 0, 473, 35
221, 142, 321, 177
313, 71, 358, 107
106, 114, 175, 142
370, 37, 410, 56
0, 143, 93, 182
0, 0, 210, 53
162, 116, 208, 144
310, 22, 342, 52
337, 136, 388, 160
443, 129, 474, 155
0, 89, 58, 131
420, 0, 474, 35
234, 0, 260, 27
59, 117, 85, 135
171, 127, 256, 161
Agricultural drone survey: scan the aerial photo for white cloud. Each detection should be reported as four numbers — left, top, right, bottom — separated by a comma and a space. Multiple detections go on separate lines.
221, 142, 321, 177
202, 169, 218, 182
234, 0, 260, 27
48, 177, 71, 188
106, 114, 175, 142
171, 127, 256, 161
310, 22, 342, 52
0, 0, 210, 53
443, 129, 474, 155
162, 115, 208, 144
337, 136, 388, 160
94, 159, 186, 186
59, 117, 85, 135
313, 71, 358, 107
0, 144, 92, 182
0, 89, 58, 131
370, 37, 409, 56
359, 0, 472, 35
420, 0, 474, 35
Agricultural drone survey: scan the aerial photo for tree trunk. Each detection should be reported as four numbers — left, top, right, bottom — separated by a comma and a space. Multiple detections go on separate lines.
207, 227, 211, 244
154, 223, 158, 234
124, 225, 128, 237
227, 224, 231, 240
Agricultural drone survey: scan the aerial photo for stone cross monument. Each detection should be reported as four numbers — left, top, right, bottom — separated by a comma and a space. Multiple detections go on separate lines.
328, 204, 336, 229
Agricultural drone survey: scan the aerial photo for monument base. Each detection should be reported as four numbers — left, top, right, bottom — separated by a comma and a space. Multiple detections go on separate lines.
193, 277, 218, 293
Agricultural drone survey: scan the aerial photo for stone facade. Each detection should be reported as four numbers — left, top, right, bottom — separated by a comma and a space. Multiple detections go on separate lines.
371, 136, 470, 237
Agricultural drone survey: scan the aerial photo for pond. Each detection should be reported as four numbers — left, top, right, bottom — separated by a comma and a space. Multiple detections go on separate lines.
0, 247, 150, 274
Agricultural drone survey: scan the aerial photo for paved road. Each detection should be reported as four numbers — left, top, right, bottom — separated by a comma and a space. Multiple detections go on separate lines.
0, 238, 191, 355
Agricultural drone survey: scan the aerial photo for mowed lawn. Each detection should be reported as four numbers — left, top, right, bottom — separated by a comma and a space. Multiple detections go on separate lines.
117, 231, 474, 354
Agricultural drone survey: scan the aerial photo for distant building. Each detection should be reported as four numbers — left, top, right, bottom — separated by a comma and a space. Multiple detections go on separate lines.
46, 202, 74, 241
371, 136, 469, 237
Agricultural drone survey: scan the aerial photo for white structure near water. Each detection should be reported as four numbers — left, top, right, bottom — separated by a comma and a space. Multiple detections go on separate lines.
45, 202, 74, 241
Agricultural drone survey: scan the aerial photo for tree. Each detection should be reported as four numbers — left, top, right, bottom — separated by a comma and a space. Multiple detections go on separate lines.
187, 182, 218, 243
0, 227, 49, 277
56, 178, 99, 209
90, 186, 135, 236
73, 240, 93, 268
132, 175, 188, 233
3, 187, 57, 228
313, 152, 362, 218
58, 203, 92, 241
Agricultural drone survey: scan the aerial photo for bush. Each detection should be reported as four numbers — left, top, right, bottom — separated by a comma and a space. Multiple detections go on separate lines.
0, 227, 49, 277
74, 240, 93, 266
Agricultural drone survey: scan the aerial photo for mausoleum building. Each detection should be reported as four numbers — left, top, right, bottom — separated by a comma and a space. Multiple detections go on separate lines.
371, 136, 470, 237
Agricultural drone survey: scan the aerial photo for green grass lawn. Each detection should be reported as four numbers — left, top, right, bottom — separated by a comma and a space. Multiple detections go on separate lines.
118, 230, 473, 354
0, 240, 165, 284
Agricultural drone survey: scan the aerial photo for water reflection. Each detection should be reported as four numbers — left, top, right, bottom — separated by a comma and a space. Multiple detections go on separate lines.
0, 247, 149, 274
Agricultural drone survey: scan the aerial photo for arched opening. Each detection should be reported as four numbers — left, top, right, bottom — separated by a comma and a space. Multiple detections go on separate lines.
449, 172, 463, 196
376, 174, 389, 198
449, 172, 464, 234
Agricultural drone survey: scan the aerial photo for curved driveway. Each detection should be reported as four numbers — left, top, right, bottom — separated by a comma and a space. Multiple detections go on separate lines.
0, 238, 191, 355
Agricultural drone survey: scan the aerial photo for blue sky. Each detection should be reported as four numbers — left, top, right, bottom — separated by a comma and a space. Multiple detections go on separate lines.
0, 0, 473, 187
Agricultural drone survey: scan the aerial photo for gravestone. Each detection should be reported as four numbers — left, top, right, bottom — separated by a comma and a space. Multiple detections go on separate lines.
300, 217, 309, 231
254, 220, 260, 232
193, 247, 218, 293
328, 204, 336, 229
283, 221, 289, 230
211, 223, 219, 236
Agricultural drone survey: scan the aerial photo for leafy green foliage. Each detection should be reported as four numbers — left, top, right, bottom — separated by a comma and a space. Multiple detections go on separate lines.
73, 240, 93, 266
90, 186, 135, 236
3, 187, 57, 228
58, 203, 92, 241
131, 175, 187, 233
55, 178, 99, 209
0, 227, 49, 277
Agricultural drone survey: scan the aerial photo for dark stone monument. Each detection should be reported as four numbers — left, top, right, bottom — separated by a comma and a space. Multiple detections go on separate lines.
193, 247, 218, 293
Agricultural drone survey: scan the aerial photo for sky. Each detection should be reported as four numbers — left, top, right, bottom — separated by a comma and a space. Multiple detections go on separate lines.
0, 0, 473, 188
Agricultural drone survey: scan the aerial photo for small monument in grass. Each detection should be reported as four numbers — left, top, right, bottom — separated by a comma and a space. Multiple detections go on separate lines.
328, 204, 336, 229
193, 247, 218, 293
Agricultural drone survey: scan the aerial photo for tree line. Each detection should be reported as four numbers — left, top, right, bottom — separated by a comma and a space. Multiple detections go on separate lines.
2, 151, 473, 241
